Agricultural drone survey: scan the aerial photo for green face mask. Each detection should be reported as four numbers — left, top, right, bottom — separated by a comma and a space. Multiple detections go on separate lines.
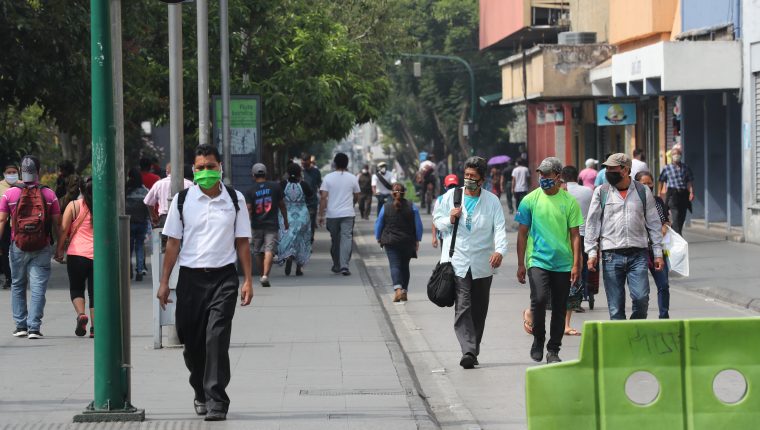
194, 169, 221, 189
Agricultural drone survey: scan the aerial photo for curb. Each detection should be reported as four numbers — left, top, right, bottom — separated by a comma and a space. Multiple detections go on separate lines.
353, 224, 483, 430
353, 240, 439, 429
674, 284, 760, 314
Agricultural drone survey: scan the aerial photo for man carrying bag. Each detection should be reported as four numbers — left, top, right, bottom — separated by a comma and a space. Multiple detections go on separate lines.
432, 156, 508, 369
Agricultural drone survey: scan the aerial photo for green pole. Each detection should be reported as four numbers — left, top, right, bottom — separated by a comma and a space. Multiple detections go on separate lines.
91, 0, 125, 411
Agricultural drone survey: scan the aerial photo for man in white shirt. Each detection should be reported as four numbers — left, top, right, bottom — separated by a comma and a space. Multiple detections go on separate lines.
371, 161, 395, 217
143, 162, 193, 227
630, 148, 649, 180
157, 144, 253, 422
512, 158, 531, 209
433, 156, 508, 369
319, 153, 361, 276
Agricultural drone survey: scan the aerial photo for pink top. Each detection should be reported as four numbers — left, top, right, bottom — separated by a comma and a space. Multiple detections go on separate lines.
578, 168, 598, 190
67, 200, 94, 260
0, 184, 61, 240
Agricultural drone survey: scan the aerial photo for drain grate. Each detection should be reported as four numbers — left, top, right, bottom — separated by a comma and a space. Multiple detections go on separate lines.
300, 388, 415, 397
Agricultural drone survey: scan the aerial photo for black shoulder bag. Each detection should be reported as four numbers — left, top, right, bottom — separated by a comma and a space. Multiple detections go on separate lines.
427, 187, 462, 307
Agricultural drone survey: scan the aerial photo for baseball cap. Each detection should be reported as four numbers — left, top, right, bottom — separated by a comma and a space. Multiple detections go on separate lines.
377, 161, 387, 168
251, 163, 267, 176
602, 153, 632, 168
444, 174, 459, 187
585, 158, 598, 167
536, 157, 562, 175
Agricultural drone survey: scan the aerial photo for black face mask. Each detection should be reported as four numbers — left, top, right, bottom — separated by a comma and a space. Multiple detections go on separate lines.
606, 171, 623, 186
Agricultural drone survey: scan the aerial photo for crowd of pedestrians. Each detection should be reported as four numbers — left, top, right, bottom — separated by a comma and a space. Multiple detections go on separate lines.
0, 143, 691, 420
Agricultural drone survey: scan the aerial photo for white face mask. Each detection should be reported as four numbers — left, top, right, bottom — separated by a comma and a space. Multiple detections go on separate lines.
361, 169, 368, 174
380, 167, 387, 174
4, 173, 18, 184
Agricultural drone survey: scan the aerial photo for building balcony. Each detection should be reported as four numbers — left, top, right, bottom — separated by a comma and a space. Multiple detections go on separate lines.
480, 0, 570, 50
498, 44, 615, 105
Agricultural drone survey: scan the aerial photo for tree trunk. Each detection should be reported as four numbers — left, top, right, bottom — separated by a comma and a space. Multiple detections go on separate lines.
456, 106, 471, 159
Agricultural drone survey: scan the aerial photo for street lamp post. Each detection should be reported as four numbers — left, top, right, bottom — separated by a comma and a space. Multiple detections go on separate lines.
399, 53, 477, 150
75, 0, 144, 421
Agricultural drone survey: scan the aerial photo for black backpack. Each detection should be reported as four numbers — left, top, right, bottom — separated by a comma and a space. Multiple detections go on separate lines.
177, 185, 240, 225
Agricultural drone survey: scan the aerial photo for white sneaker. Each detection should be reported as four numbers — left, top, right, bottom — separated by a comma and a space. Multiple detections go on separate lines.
27, 330, 44, 339
12, 328, 28, 337
261, 276, 271, 287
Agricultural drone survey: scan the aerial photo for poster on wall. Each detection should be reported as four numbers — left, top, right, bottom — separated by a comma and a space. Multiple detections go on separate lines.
596, 103, 636, 126
212, 95, 261, 159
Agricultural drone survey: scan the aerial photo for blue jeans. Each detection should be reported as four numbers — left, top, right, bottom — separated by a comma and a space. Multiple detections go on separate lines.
602, 249, 650, 320
10, 243, 51, 331
650, 256, 670, 319
130, 221, 149, 274
385, 245, 413, 291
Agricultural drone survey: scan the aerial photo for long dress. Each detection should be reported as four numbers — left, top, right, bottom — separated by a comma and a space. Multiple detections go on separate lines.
277, 181, 312, 266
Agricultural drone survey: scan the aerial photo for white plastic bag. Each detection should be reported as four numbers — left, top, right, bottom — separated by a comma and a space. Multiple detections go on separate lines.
663, 226, 689, 277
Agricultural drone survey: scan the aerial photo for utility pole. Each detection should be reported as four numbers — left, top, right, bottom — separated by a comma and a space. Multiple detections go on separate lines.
220, 0, 232, 184
169, 3, 184, 196
197, 0, 210, 146
74, 0, 143, 421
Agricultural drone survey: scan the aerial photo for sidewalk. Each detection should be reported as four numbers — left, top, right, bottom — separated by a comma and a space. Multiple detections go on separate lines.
676, 229, 760, 311
353, 212, 756, 430
0, 230, 432, 429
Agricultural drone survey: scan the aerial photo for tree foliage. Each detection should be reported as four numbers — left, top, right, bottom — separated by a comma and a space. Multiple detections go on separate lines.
0, 0, 411, 170
378, 0, 514, 174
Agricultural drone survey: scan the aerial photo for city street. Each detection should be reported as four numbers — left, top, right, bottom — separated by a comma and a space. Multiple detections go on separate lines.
1, 207, 758, 429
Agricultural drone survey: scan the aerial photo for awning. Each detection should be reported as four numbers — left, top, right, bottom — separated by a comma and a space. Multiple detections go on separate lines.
479, 92, 502, 107
608, 41, 740, 97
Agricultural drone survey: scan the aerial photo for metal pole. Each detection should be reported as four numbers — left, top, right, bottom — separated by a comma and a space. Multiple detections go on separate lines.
165, 1, 184, 348
197, 0, 210, 146
169, 3, 184, 196
118, 215, 132, 404
89, 0, 127, 415
220, 0, 232, 184
111, 0, 125, 216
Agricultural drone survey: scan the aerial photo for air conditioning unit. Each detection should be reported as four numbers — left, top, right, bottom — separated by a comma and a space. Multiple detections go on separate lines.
558, 32, 597, 45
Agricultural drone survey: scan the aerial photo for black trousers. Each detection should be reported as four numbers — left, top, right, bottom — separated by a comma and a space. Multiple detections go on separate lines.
358, 192, 372, 218
514, 191, 528, 210
176, 264, 239, 412
528, 267, 570, 353
67, 255, 94, 305
666, 189, 690, 234
454, 270, 492, 356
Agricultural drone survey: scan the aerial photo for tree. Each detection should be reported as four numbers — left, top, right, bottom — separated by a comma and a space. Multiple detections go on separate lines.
378, 0, 514, 174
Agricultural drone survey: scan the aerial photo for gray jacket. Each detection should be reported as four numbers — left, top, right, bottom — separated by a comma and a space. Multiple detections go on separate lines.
584, 181, 663, 259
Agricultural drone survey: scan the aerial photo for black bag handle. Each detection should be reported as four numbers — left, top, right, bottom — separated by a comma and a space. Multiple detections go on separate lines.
449, 187, 463, 258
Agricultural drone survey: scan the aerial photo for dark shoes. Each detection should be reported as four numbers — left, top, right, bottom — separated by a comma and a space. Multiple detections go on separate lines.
331, 266, 341, 274
75, 314, 89, 337
295, 266, 304, 276
194, 400, 207, 416
284, 258, 293, 276
135, 273, 143, 282
530, 338, 544, 362
204, 410, 226, 421
459, 352, 477, 369
546, 351, 561, 364
341, 268, 351, 276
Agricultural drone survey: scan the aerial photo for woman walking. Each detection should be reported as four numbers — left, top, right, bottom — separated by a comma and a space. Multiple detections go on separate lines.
375, 182, 423, 302
126, 168, 150, 281
54, 177, 95, 338
277, 164, 314, 276
635, 171, 672, 318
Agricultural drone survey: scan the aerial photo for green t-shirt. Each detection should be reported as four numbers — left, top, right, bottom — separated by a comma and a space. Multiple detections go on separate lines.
515, 188, 583, 272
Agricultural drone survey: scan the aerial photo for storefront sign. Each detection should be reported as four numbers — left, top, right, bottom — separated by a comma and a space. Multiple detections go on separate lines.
597, 103, 636, 126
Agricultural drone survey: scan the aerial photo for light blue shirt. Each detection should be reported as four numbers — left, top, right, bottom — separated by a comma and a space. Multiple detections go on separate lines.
433, 187, 508, 279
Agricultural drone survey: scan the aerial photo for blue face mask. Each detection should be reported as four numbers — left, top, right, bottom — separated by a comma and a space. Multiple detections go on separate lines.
539, 177, 556, 190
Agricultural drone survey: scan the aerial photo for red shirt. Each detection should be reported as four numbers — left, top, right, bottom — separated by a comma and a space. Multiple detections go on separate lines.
141, 171, 161, 190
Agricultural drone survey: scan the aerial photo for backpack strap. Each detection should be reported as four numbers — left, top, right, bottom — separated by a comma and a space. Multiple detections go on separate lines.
177, 188, 190, 225
224, 185, 240, 212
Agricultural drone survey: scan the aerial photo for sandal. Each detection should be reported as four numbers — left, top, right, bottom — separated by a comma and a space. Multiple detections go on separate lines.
564, 328, 581, 336
522, 308, 533, 335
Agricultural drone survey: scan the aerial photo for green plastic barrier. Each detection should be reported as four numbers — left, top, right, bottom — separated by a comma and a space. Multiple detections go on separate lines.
526, 318, 760, 430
